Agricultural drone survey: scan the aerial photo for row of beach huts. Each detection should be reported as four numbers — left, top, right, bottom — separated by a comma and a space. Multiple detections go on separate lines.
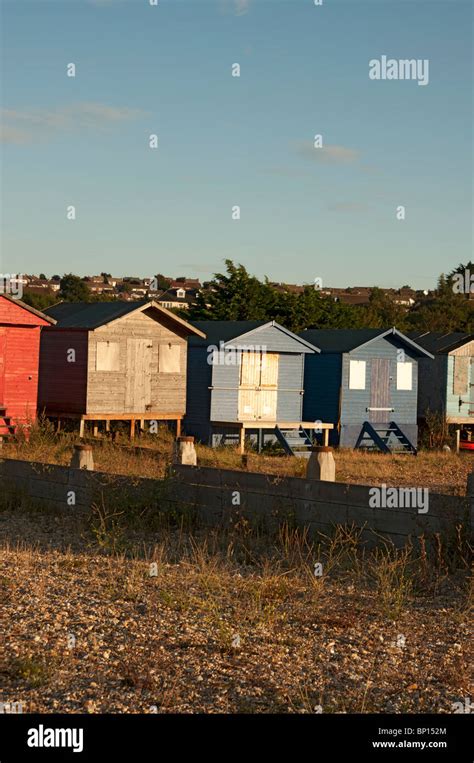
1, 295, 474, 456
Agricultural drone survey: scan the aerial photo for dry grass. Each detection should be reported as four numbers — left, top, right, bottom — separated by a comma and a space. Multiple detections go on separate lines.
1, 418, 472, 495
0, 501, 472, 714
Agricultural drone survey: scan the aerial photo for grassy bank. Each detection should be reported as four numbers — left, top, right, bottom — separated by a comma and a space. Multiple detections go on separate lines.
1, 419, 472, 494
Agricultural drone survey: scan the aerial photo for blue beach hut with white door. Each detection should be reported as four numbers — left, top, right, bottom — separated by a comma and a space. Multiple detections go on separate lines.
184, 320, 333, 455
299, 328, 433, 453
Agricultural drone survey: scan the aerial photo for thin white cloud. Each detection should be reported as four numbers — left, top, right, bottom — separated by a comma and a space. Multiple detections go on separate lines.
218, 0, 252, 16
1, 102, 146, 144
297, 141, 360, 165
234, 0, 251, 16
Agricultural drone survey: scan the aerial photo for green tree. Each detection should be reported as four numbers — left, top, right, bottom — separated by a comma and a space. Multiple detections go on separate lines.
22, 290, 58, 311
59, 274, 91, 302
189, 260, 363, 331
407, 275, 474, 333
154, 273, 171, 290
364, 288, 407, 329
189, 260, 273, 320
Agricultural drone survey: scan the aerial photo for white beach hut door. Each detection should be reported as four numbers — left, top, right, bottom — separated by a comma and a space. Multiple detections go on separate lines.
125, 338, 152, 412
238, 351, 279, 421
258, 352, 278, 420
238, 351, 260, 420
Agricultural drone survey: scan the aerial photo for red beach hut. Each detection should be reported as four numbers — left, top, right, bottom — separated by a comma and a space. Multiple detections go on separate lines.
0, 295, 55, 436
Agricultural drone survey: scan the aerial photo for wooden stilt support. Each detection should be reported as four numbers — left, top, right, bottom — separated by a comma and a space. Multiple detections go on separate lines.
130, 419, 136, 440
105, 420, 110, 433
239, 425, 245, 455
79, 419, 85, 439
176, 418, 182, 437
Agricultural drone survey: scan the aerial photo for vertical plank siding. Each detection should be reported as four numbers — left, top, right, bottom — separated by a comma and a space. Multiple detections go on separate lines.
0, 296, 52, 425
38, 330, 89, 414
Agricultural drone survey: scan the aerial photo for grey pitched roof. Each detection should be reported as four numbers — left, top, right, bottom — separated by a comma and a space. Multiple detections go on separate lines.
44, 300, 144, 328
300, 328, 433, 357
407, 331, 474, 354
189, 320, 319, 352
189, 321, 268, 347
44, 300, 205, 336
300, 329, 385, 353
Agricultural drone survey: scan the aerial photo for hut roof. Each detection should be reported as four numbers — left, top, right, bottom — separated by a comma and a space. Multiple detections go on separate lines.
189, 320, 319, 352
44, 300, 205, 336
300, 328, 433, 357
0, 294, 56, 325
407, 331, 474, 354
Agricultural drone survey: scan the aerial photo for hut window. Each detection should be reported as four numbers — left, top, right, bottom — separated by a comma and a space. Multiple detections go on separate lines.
396, 362, 412, 390
349, 360, 366, 389
96, 341, 120, 371
159, 343, 181, 373
453, 356, 469, 395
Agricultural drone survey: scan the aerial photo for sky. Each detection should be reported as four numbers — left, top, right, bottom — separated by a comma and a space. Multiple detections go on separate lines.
0, 0, 472, 289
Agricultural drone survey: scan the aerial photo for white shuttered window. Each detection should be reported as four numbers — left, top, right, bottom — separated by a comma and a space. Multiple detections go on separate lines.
396, 362, 413, 390
349, 360, 366, 390
96, 342, 120, 372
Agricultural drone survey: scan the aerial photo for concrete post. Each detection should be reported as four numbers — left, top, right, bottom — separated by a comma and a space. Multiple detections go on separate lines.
176, 436, 197, 466
70, 444, 94, 471
306, 446, 336, 482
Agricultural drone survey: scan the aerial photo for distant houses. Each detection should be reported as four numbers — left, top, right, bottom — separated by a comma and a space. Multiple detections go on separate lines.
38, 300, 205, 437
0, 295, 55, 437
156, 287, 199, 311
300, 328, 433, 453
184, 320, 331, 455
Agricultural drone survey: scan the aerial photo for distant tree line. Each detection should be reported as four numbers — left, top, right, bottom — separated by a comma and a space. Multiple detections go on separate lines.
187, 260, 474, 334
20, 261, 474, 334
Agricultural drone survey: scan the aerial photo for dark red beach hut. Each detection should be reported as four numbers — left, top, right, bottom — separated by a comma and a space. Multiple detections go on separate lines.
0, 295, 55, 436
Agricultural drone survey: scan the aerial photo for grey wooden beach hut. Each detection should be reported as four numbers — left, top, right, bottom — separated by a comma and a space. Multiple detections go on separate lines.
184, 320, 332, 454
300, 328, 433, 453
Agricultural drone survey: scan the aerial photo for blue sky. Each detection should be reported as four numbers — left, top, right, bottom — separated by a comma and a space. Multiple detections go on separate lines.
1, 0, 472, 288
